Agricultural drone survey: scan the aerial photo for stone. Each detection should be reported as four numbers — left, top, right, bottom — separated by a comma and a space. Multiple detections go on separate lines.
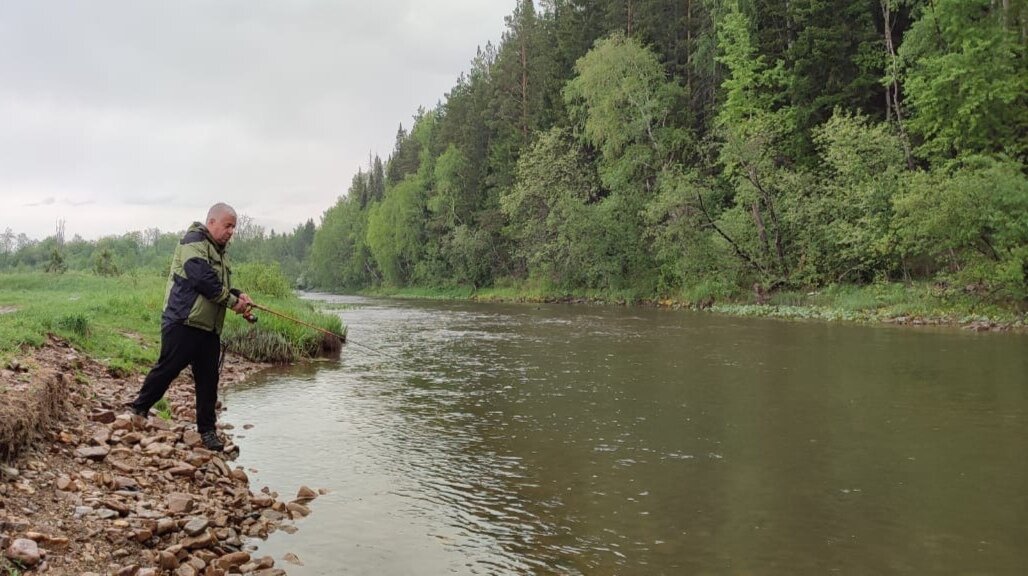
97, 508, 120, 520
90, 410, 117, 423
167, 492, 195, 514
55, 475, 73, 490
175, 565, 198, 576
180, 530, 214, 550
74, 505, 93, 518
75, 445, 111, 460
92, 428, 112, 445
5, 538, 41, 567
183, 516, 210, 536
112, 415, 136, 431
255, 570, 286, 576
286, 502, 310, 518
145, 442, 175, 458
0, 464, 18, 479
215, 551, 250, 570
230, 468, 249, 484
138, 569, 158, 576
295, 485, 318, 503
156, 517, 178, 535
159, 550, 181, 570
115, 565, 140, 576
282, 552, 303, 566
182, 430, 203, 447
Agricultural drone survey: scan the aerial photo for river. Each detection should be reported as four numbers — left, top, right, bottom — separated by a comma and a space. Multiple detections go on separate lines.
223, 294, 1027, 575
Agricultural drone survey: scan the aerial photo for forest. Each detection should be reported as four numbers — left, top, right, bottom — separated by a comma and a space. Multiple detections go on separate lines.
5, 0, 1026, 308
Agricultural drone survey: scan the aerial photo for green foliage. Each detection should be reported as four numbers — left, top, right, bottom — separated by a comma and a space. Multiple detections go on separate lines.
154, 397, 172, 420
232, 262, 292, 299
894, 155, 1028, 302
367, 176, 427, 286
790, 110, 908, 283
55, 312, 91, 338
92, 248, 120, 276
899, 0, 1028, 161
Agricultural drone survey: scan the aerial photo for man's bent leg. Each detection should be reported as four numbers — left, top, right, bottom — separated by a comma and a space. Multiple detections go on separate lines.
192, 330, 222, 433
131, 324, 195, 413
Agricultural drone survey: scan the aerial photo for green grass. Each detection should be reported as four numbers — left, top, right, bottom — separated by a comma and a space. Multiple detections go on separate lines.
0, 271, 345, 370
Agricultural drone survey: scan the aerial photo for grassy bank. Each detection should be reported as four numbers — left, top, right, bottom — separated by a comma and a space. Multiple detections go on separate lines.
364, 281, 1025, 330
0, 267, 344, 371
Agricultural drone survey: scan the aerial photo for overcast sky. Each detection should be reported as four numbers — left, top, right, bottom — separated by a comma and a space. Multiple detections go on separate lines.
0, 0, 514, 241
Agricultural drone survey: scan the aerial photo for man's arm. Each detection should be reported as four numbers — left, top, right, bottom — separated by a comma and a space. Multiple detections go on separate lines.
181, 257, 240, 311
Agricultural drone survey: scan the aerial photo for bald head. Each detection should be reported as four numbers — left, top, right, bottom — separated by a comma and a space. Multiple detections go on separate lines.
206, 203, 238, 246
207, 202, 236, 222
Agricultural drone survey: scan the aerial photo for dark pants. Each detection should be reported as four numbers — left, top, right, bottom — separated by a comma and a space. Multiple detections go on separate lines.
131, 323, 221, 433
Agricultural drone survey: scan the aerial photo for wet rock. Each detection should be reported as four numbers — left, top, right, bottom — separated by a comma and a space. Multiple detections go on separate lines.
286, 502, 311, 518
254, 570, 286, 576
230, 468, 249, 484
283, 552, 304, 566
167, 492, 195, 514
5, 538, 42, 567
215, 551, 250, 570
183, 516, 210, 536
75, 445, 111, 460
295, 485, 318, 503
250, 494, 273, 508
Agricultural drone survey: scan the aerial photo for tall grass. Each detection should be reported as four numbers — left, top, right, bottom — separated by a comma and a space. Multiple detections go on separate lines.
0, 269, 344, 369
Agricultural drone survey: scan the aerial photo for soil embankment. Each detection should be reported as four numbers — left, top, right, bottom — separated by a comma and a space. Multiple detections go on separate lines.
1, 336, 317, 575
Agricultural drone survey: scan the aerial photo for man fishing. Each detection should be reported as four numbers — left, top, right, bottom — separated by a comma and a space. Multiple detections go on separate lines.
128, 203, 254, 452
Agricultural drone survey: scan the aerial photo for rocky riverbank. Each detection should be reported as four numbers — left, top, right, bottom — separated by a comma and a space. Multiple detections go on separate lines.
1, 336, 319, 575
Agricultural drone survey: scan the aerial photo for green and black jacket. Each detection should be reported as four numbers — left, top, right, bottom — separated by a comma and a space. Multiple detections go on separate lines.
161, 222, 240, 334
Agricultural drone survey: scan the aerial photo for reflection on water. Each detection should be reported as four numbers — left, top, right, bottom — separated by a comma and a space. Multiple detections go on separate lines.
224, 295, 1028, 575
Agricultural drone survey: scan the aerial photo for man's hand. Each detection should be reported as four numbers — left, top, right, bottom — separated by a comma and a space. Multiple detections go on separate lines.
231, 292, 253, 314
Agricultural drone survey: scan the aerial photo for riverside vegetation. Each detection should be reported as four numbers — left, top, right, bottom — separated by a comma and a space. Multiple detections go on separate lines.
2, 0, 1026, 326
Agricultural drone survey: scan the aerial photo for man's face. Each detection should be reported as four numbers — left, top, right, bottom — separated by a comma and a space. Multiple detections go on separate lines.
207, 213, 237, 246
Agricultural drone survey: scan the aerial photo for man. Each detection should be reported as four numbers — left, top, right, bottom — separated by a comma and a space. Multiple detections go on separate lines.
128, 203, 254, 451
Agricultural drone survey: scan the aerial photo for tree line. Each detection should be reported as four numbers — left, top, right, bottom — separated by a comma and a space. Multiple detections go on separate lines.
0, 219, 317, 283
5, 1, 1026, 306
309, 0, 1027, 304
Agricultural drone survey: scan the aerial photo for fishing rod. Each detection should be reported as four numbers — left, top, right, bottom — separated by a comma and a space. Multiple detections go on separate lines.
249, 302, 402, 361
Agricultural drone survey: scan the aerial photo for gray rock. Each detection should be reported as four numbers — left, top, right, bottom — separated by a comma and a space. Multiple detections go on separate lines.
5, 538, 41, 567
183, 516, 209, 536
74, 445, 111, 460
97, 508, 120, 520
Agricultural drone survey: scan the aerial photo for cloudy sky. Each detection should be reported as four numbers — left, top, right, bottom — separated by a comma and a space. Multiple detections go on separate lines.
0, 0, 513, 240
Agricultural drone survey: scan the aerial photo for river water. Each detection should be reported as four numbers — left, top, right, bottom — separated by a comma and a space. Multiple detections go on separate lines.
223, 295, 1027, 575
